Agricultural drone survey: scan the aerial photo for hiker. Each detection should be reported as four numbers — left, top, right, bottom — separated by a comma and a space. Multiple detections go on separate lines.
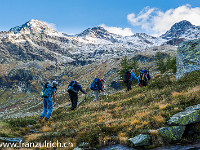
124, 69, 139, 92
138, 69, 151, 87
123, 70, 131, 92
39, 81, 58, 122
67, 80, 87, 110
90, 78, 105, 102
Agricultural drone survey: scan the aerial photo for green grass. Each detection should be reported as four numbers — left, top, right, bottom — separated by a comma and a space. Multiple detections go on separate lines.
0, 70, 200, 149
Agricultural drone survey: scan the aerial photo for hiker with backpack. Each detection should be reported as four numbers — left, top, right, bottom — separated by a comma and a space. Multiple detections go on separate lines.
39, 81, 58, 122
67, 80, 87, 110
90, 78, 105, 102
123, 69, 139, 92
138, 69, 151, 87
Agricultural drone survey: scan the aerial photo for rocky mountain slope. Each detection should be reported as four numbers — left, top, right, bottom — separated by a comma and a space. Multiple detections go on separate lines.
0, 19, 200, 120
161, 20, 200, 40
0, 19, 199, 64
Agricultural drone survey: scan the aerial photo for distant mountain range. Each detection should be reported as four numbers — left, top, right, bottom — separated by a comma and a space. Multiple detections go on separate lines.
0, 19, 199, 64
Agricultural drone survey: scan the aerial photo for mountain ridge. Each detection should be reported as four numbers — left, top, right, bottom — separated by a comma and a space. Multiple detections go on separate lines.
9, 19, 57, 34
161, 20, 200, 40
0, 19, 199, 64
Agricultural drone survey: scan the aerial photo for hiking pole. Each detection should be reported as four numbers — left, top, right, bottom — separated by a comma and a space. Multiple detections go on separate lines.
84, 95, 86, 106
105, 92, 108, 99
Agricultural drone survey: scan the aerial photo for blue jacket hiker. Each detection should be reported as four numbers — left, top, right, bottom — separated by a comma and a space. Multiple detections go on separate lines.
130, 71, 139, 82
67, 81, 87, 110
90, 78, 105, 102
39, 81, 58, 122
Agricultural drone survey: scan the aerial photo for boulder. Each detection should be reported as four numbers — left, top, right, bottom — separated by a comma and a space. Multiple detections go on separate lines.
176, 39, 200, 80
158, 126, 185, 141
128, 134, 151, 147
167, 104, 200, 125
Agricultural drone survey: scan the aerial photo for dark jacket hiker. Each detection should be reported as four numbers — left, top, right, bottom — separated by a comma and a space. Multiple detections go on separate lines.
67, 81, 86, 110
124, 69, 139, 92
123, 71, 131, 83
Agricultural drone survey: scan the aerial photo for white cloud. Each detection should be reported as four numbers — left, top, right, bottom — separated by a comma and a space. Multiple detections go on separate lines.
127, 5, 200, 36
44, 21, 57, 30
100, 24, 134, 36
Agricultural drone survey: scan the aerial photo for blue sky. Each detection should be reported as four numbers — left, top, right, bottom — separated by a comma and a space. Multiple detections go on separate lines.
0, 0, 199, 36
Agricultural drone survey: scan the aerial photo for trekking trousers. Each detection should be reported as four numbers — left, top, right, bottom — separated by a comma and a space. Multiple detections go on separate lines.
93, 90, 99, 101
69, 93, 78, 109
126, 81, 132, 92
40, 97, 53, 119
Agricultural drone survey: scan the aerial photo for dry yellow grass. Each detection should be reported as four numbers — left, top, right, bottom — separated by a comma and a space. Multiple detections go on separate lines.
121, 122, 129, 127
172, 86, 200, 99
149, 130, 159, 136
118, 136, 128, 144
135, 124, 143, 129
97, 115, 106, 123
188, 86, 200, 93
152, 114, 165, 124
142, 121, 149, 126
135, 111, 149, 119
42, 126, 51, 132
172, 91, 183, 97
131, 119, 140, 125
113, 106, 124, 111
154, 74, 162, 79
24, 133, 43, 141
118, 132, 126, 137
133, 93, 145, 99
159, 103, 169, 109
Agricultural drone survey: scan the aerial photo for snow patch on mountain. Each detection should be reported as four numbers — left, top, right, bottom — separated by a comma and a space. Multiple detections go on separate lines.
1, 19, 200, 63
161, 20, 200, 40
9, 19, 58, 35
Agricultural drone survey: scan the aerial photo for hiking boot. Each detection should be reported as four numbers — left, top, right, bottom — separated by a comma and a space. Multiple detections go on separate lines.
44, 117, 50, 125
39, 116, 44, 123
44, 117, 49, 122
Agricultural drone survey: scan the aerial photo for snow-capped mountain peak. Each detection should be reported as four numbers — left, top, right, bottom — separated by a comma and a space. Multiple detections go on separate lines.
77, 26, 112, 38
161, 20, 200, 40
76, 26, 117, 43
172, 20, 193, 29
1, 19, 200, 64
9, 19, 57, 34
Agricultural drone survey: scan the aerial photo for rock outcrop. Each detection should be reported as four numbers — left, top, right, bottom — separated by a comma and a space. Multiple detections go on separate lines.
158, 126, 186, 141
128, 134, 151, 147
167, 104, 200, 125
176, 39, 200, 79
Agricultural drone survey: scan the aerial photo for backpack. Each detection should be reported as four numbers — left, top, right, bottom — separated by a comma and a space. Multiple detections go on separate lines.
90, 78, 100, 90
123, 71, 131, 83
67, 80, 78, 93
138, 70, 149, 86
40, 82, 53, 98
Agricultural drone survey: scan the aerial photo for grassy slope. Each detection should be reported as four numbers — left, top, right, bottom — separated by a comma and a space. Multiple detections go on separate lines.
0, 70, 200, 149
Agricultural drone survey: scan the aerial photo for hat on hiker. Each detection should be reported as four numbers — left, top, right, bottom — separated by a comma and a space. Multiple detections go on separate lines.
52, 81, 58, 85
